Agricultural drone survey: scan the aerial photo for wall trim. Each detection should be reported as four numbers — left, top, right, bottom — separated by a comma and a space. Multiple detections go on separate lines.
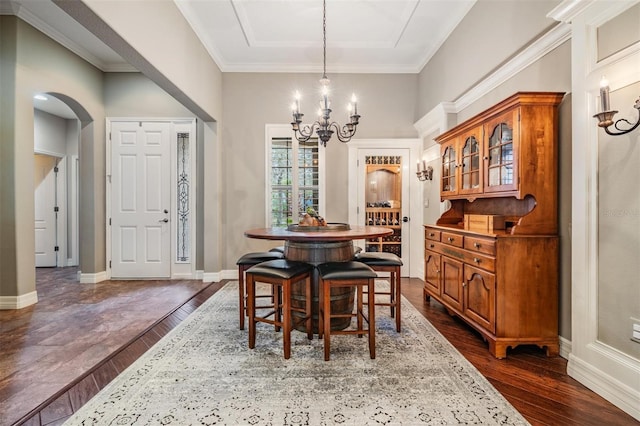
559, 336, 572, 360
203, 269, 237, 283
414, 21, 571, 138
413, 102, 456, 137
454, 22, 571, 112
79, 271, 107, 284
568, 351, 640, 420
0, 291, 38, 310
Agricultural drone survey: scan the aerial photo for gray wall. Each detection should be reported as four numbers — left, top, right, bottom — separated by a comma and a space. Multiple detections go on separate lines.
415, 0, 572, 340
1, 16, 105, 299
104, 73, 194, 117
221, 72, 418, 268
416, 0, 562, 118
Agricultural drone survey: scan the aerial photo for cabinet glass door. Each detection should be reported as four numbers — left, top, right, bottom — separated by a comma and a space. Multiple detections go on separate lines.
459, 127, 483, 195
484, 110, 519, 193
441, 142, 457, 195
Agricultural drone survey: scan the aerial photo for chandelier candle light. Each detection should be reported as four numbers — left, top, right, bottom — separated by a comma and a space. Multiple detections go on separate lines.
291, 0, 360, 147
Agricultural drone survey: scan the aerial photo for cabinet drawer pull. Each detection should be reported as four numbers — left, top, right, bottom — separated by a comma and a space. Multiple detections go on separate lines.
429, 244, 435, 249
473, 257, 481, 264
462, 282, 466, 287
429, 232, 435, 237
473, 242, 480, 249
447, 237, 454, 242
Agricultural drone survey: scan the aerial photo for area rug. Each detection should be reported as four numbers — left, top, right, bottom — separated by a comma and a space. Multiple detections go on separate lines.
64, 281, 529, 425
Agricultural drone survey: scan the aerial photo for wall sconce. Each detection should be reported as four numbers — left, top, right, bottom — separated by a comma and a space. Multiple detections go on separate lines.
416, 160, 433, 181
593, 77, 640, 136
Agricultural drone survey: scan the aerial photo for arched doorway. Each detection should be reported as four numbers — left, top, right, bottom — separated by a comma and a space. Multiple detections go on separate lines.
33, 92, 92, 279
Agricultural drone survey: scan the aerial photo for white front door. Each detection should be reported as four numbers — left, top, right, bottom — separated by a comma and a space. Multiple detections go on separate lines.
34, 154, 58, 267
110, 121, 171, 278
357, 148, 412, 276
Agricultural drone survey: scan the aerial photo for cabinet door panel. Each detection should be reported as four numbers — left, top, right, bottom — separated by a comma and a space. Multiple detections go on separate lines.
424, 251, 441, 297
441, 256, 464, 312
484, 109, 519, 194
464, 264, 496, 334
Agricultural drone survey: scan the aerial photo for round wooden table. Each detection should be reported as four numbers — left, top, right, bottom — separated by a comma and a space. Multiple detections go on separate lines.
245, 225, 393, 331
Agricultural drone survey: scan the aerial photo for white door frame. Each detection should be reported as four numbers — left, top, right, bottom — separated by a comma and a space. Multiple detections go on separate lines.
106, 118, 197, 280
348, 138, 423, 278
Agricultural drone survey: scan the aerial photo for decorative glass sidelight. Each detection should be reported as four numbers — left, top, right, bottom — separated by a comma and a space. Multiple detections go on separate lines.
177, 132, 190, 262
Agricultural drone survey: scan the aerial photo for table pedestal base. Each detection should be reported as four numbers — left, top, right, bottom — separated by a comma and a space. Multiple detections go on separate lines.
286, 240, 355, 332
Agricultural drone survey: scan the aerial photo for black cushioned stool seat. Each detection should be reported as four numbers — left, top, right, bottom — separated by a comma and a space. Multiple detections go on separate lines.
246, 259, 313, 359
317, 261, 378, 361
236, 251, 284, 330
355, 251, 403, 332
269, 245, 285, 254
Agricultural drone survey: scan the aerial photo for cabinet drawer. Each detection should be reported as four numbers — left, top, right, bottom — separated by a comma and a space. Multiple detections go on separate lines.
425, 240, 438, 251
425, 229, 441, 242
441, 231, 463, 247
464, 252, 495, 273
464, 236, 496, 256
429, 241, 496, 273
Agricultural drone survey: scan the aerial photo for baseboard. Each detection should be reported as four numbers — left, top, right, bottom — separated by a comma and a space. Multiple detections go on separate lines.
195, 270, 204, 280
568, 353, 640, 421
79, 271, 108, 284
203, 269, 237, 283
0, 291, 38, 309
559, 336, 571, 360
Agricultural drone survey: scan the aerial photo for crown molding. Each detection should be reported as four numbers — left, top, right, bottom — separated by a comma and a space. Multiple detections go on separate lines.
547, 0, 595, 23
454, 22, 571, 112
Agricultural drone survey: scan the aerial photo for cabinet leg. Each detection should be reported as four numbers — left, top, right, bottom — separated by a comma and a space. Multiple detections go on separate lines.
490, 341, 507, 359
544, 343, 560, 357
423, 287, 431, 302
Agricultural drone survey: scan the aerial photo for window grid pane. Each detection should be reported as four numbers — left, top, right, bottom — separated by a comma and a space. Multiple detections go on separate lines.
269, 136, 320, 227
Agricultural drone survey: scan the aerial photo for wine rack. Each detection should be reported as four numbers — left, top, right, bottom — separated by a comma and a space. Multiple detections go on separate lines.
364, 155, 403, 257
364, 208, 401, 226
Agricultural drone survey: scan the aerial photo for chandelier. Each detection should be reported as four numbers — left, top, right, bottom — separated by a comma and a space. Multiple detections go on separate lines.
290, 0, 360, 147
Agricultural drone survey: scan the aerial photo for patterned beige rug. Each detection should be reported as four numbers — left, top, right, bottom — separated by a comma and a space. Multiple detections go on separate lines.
64, 281, 529, 425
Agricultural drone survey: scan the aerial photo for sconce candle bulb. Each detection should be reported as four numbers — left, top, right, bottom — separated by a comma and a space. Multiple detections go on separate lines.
416, 162, 433, 181
599, 77, 610, 112
592, 76, 640, 136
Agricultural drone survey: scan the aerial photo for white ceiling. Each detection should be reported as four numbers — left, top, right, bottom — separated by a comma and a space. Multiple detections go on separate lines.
175, 0, 476, 73
3, 0, 476, 116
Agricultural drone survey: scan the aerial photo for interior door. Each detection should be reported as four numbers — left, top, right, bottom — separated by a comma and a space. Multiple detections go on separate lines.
110, 121, 171, 278
34, 154, 58, 267
357, 149, 411, 276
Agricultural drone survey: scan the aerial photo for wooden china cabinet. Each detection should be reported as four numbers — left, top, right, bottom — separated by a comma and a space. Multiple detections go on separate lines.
424, 92, 564, 359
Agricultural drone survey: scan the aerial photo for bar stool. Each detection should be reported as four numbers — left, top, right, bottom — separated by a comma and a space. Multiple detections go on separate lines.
317, 261, 378, 361
355, 251, 403, 332
246, 259, 313, 359
269, 245, 285, 254
236, 251, 284, 330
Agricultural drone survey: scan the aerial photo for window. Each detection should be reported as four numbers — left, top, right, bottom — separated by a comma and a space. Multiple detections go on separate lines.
266, 125, 324, 227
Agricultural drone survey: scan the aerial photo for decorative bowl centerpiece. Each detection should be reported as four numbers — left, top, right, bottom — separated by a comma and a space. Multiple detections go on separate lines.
287, 207, 350, 232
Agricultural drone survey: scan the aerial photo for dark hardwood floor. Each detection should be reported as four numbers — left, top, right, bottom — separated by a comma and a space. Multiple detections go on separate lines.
1, 270, 637, 426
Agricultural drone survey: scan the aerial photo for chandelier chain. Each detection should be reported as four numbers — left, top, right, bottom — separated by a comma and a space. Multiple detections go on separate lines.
322, 0, 327, 79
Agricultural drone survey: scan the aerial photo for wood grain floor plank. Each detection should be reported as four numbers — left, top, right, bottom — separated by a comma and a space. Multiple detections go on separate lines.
38, 393, 72, 425
5, 272, 638, 426
68, 375, 100, 412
